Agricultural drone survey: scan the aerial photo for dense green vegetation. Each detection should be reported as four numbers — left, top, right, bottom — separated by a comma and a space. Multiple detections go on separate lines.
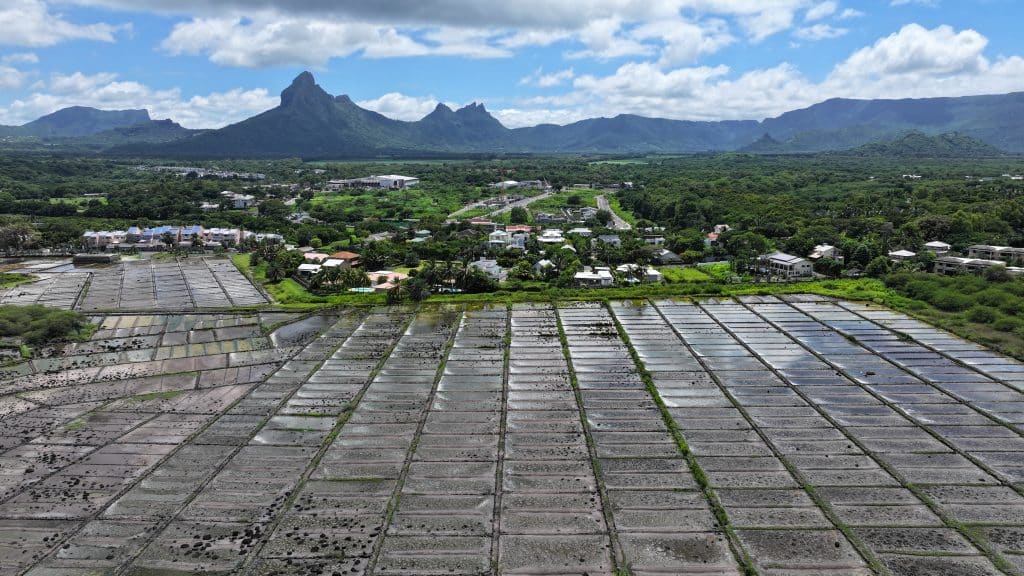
0, 305, 94, 347
617, 155, 1024, 265
844, 131, 1005, 158
4, 152, 1024, 361
883, 270, 1024, 358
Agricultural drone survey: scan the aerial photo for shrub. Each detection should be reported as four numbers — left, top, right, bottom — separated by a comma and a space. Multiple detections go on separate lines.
993, 317, 1022, 332
0, 305, 90, 346
930, 290, 972, 312
966, 306, 998, 324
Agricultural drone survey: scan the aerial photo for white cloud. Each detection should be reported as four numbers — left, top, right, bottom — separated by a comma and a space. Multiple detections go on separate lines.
490, 23, 1024, 126
1, 53, 39, 65
356, 93, 455, 121
633, 17, 734, 67
62, 0, 821, 67
493, 107, 586, 128
566, 18, 654, 60
0, 66, 27, 90
0, 71, 276, 128
0, 0, 125, 47
831, 24, 986, 79
838, 8, 864, 19
520, 67, 575, 88
805, 1, 838, 21
794, 24, 848, 41
165, 17, 436, 67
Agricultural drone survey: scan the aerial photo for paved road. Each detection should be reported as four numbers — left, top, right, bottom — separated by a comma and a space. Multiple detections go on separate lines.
448, 191, 555, 219
487, 190, 555, 218
596, 194, 633, 230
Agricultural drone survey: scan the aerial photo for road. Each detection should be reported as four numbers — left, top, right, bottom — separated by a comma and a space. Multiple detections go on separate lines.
447, 191, 554, 219
597, 194, 633, 230
487, 191, 556, 218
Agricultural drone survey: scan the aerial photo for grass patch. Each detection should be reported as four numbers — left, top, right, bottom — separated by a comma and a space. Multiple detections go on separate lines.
131, 390, 186, 402
64, 419, 86, 431
660, 267, 711, 283
603, 194, 637, 225
0, 273, 33, 289
233, 252, 386, 309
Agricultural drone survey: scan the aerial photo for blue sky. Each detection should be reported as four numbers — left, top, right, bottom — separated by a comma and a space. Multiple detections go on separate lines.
1, 0, 1023, 128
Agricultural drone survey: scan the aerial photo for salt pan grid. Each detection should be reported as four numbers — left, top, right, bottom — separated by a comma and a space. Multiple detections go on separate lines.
2, 298, 1024, 575
0, 256, 268, 312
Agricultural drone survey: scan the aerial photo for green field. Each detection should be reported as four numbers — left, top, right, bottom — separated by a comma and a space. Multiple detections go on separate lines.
660, 267, 711, 282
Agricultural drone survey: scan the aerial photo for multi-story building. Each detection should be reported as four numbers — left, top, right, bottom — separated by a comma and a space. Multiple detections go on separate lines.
967, 245, 1024, 263
759, 252, 814, 278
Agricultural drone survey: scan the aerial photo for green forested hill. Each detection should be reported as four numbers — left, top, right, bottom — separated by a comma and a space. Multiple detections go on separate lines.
842, 131, 1005, 158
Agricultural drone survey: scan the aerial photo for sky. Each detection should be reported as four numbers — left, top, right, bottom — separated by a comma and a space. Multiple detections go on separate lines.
1, 0, 1023, 129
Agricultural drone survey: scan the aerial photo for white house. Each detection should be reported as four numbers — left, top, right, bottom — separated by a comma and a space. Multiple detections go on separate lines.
244, 232, 284, 244
575, 267, 615, 287
759, 252, 814, 278
593, 234, 622, 247
534, 259, 555, 273
889, 249, 917, 262
297, 263, 322, 277
924, 241, 952, 255
537, 230, 566, 245
469, 258, 507, 281
616, 264, 663, 283
232, 194, 257, 209
568, 227, 593, 237
488, 230, 510, 248
221, 190, 258, 209
809, 244, 843, 262
203, 228, 241, 245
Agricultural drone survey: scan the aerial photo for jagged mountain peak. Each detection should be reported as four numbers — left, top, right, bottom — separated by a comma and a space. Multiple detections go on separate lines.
431, 102, 454, 114
281, 71, 333, 109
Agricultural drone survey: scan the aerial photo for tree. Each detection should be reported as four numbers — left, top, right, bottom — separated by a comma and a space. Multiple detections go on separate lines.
258, 199, 289, 219
509, 260, 535, 281
0, 221, 41, 253
266, 259, 289, 283
509, 206, 529, 224
814, 257, 843, 279
361, 240, 394, 270
161, 232, 176, 249
594, 210, 613, 226
864, 256, 891, 278
984, 266, 1013, 283
852, 244, 873, 267
457, 267, 499, 294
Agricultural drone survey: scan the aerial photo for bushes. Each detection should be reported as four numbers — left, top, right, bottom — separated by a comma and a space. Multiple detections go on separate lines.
0, 305, 91, 346
967, 306, 999, 324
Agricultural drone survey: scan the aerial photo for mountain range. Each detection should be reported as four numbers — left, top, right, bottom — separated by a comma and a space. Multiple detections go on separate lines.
1, 71, 1020, 157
